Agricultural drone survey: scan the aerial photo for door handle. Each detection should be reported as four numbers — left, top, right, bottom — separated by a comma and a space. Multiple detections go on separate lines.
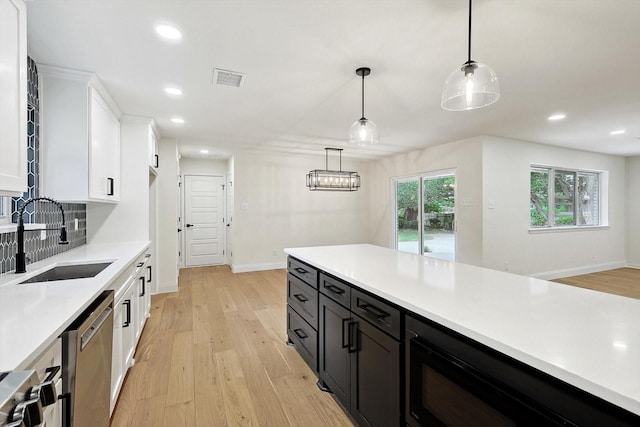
341, 318, 350, 348
186, 224, 194, 228
324, 284, 345, 295
348, 321, 358, 353
293, 293, 308, 303
293, 328, 308, 340
177, 228, 182, 232
123, 299, 131, 327
139, 277, 146, 297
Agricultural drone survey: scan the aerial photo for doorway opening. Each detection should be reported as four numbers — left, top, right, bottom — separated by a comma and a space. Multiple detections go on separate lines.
394, 171, 456, 261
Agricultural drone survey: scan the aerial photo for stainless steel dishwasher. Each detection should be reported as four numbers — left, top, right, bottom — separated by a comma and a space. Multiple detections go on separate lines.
62, 290, 114, 427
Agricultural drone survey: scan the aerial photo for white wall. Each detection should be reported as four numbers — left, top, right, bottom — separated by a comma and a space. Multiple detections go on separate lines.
87, 116, 150, 243
231, 151, 370, 272
180, 157, 227, 176
368, 138, 484, 266
157, 138, 180, 292
482, 137, 627, 278
626, 156, 640, 267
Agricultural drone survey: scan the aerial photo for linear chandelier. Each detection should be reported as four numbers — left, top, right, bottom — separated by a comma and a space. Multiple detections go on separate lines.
306, 148, 360, 191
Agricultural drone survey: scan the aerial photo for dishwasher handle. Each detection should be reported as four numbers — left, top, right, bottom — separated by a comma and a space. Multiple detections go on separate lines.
80, 305, 113, 351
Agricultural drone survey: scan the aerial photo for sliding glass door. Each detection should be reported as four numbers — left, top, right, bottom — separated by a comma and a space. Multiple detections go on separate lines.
395, 172, 456, 260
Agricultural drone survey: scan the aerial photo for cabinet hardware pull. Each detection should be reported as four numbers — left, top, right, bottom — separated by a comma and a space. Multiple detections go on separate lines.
139, 277, 146, 297
293, 293, 308, 302
123, 299, 131, 327
293, 328, 308, 339
341, 318, 350, 348
147, 265, 152, 283
107, 177, 114, 196
324, 284, 345, 295
348, 321, 358, 353
358, 301, 389, 320
154, 154, 159, 168
44, 365, 61, 382
294, 267, 308, 275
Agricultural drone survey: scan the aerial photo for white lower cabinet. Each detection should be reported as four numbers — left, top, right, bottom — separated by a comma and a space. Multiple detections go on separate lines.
110, 251, 151, 415
110, 277, 136, 415
135, 255, 152, 344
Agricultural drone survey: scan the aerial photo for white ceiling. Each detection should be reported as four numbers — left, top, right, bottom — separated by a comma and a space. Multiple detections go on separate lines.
26, 0, 640, 160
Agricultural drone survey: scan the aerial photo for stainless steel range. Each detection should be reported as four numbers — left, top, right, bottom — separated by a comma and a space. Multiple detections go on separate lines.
0, 367, 59, 427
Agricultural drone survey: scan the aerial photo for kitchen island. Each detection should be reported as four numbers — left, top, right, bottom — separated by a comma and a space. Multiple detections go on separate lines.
285, 244, 640, 425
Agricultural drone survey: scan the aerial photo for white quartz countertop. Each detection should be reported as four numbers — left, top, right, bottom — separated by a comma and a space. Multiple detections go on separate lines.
285, 244, 640, 416
0, 241, 150, 371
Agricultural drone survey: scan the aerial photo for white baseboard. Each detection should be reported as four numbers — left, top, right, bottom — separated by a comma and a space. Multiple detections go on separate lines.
627, 263, 640, 269
531, 261, 627, 280
231, 261, 286, 274
157, 282, 178, 294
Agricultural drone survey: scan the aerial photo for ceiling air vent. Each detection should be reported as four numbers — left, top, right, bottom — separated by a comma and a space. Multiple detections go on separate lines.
212, 68, 245, 88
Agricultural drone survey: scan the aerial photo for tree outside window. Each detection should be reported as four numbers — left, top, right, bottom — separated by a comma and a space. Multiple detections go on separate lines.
530, 166, 600, 228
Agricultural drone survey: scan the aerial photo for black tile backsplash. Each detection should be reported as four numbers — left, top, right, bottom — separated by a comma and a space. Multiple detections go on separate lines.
1, 57, 87, 275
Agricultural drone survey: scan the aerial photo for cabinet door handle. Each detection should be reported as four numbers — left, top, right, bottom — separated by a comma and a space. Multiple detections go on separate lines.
358, 301, 389, 320
147, 265, 152, 283
44, 365, 61, 382
293, 328, 308, 340
293, 293, 308, 303
341, 318, 350, 348
154, 154, 159, 168
294, 267, 308, 275
348, 321, 359, 353
324, 284, 345, 295
123, 299, 131, 327
107, 177, 115, 196
139, 277, 146, 297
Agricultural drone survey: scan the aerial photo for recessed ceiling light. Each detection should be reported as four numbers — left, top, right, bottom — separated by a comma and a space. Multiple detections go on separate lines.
548, 113, 566, 121
200, 149, 209, 154
609, 129, 626, 135
170, 117, 185, 124
164, 87, 183, 96
155, 24, 182, 40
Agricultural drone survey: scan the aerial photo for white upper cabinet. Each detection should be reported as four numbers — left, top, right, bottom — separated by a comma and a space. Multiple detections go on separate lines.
40, 66, 121, 202
0, 0, 27, 196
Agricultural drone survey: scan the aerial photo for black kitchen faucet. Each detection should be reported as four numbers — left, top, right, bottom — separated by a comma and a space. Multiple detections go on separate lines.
15, 197, 69, 274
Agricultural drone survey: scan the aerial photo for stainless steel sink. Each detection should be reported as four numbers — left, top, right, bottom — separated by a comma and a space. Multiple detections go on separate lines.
19, 262, 113, 284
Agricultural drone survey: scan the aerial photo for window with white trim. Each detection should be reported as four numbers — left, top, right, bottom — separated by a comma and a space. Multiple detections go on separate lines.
530, 166, 603, 228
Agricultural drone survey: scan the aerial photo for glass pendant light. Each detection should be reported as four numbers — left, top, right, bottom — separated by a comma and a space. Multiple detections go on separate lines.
441, 0, 499, 111
349, 67, 379, 146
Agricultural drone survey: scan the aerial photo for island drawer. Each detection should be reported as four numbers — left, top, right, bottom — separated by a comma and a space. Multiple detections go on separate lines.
288, 257, 318, 289
287, 305, 318, 372
287, 273, 318, 329
351, 288, 401, 340
319, 273, 351, 308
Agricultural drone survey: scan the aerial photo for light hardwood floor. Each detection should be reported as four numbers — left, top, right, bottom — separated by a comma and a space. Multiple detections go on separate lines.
110, 265, 639, 426
110, 266, 354, 427
553, 267, 640, 299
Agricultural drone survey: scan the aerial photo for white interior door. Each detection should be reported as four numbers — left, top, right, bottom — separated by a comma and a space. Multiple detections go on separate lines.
185, 175, 225, 266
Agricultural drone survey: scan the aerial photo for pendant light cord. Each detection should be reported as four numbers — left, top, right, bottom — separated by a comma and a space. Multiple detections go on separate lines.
361, 72, 366, 120
467, 0, 472, 64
